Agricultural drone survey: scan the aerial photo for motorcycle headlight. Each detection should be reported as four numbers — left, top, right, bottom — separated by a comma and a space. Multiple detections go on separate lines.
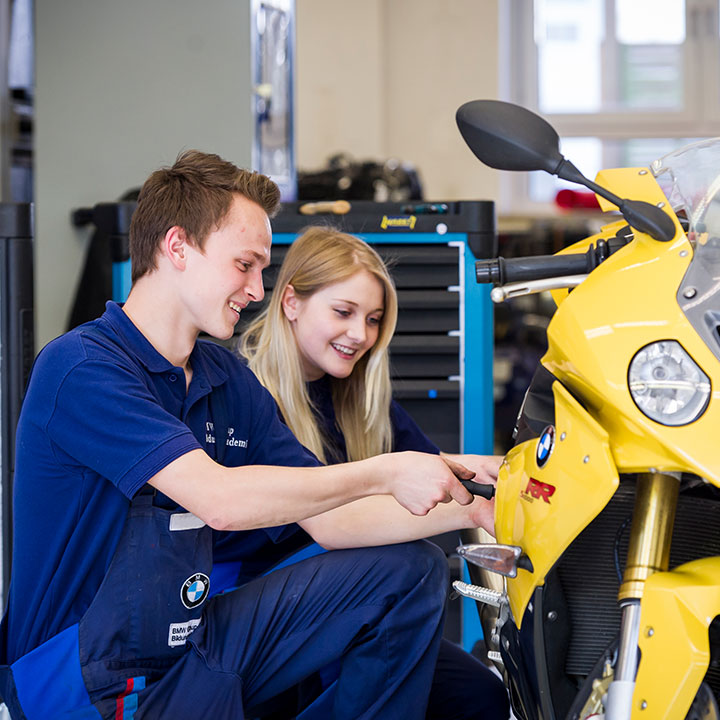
628, 340, 711, 426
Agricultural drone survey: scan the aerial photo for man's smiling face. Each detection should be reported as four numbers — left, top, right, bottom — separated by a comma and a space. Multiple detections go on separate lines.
183, 193, 272, 340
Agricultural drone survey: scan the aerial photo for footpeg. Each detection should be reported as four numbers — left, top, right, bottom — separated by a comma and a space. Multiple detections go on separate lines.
452, 580, 504, 607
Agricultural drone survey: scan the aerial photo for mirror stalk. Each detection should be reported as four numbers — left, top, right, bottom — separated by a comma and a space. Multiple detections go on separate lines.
457, 100, 677, 243
556, 160, 676, 243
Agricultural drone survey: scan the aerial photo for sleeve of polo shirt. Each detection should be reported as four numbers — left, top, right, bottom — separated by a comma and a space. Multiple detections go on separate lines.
390, 399, 441, 455
45, 358, 201, 498
221, 368, 319, 545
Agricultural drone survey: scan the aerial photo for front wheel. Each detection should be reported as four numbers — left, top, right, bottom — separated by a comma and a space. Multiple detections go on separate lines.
686, 683, 719, 720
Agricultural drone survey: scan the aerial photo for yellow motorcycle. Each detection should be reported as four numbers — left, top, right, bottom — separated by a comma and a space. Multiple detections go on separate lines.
454, 100, 720, 720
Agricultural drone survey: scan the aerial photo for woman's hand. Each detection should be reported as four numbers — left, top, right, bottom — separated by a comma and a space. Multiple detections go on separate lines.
441, 453, 503, 535
465, 495, 496, 535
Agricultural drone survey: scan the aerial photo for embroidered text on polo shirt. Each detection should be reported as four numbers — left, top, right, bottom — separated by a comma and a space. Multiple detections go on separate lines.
205, 422, 248, 448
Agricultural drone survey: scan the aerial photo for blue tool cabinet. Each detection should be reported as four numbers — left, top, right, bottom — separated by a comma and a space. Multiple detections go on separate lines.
271, 200, 496, 458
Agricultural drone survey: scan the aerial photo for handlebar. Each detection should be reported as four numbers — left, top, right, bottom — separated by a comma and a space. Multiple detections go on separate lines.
460, 479, 495, 499
476, 253, 589, 284
476, 235, 629, 285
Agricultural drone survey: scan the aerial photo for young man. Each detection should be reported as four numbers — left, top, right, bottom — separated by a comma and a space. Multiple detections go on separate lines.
0, 151, 496, 719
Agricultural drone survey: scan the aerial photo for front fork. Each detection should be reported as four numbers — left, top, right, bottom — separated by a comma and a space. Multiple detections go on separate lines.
605, 471, 680, 720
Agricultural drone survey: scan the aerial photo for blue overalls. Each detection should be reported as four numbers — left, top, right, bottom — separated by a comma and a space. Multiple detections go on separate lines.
0, 487, 213, 718
0, 508, 450, 718
0, 387, 451, 718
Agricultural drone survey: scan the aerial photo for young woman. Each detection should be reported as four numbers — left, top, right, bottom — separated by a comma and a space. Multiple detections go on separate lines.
241, 226, 509, 720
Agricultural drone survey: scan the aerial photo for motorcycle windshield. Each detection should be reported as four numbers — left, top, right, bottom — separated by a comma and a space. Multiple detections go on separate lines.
651, 138, 720, 364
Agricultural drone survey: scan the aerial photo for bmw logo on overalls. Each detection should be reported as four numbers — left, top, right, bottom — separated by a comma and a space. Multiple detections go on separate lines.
181, 572, 210, 609
536, 425, 555, 468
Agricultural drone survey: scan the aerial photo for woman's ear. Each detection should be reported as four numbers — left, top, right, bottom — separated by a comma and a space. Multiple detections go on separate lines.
281, 284, 299, 321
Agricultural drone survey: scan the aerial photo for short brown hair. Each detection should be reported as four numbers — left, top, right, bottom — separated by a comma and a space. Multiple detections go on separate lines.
129, 150, 281, 282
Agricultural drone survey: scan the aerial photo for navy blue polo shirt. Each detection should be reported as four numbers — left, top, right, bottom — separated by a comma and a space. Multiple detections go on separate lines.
261, 376, 443, 570
307, 375, 441, 464
5, 302, 318, 663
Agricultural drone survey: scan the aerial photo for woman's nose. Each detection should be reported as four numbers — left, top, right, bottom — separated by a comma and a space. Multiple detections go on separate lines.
346, 319, 367, 344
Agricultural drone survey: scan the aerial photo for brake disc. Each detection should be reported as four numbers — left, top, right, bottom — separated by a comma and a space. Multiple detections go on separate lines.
685, 682, 720, 720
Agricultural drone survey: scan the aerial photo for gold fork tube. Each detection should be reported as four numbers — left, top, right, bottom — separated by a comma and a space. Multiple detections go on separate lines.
618, 472, 680, 603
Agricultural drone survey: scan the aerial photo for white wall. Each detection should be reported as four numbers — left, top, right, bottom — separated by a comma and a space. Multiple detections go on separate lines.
295, 0, 385, 167
296, 0, 500, 200
383, 0, 500, 200
35, 0, 255, 348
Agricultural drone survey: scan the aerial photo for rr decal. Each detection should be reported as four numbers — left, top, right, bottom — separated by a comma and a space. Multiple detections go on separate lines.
523, 477, 556, 503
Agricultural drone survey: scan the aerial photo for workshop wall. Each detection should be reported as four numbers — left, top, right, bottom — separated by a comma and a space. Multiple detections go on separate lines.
296, 0, 501, 201
34, 0, 501, 348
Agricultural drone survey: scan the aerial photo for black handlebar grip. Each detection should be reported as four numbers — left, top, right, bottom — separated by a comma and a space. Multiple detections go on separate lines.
475, 259, 501, 284
475, 253, 592, 284
460, 479, 495, 499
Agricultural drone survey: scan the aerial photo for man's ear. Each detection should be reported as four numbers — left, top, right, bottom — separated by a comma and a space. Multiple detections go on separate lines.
281, 284, 299, 321
163, 226, 190, 270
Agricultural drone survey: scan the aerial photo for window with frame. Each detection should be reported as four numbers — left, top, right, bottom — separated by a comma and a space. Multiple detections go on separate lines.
500, 0, 720, 213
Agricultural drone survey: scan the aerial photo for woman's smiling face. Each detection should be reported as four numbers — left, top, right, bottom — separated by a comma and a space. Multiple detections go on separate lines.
282, 269, 385, 381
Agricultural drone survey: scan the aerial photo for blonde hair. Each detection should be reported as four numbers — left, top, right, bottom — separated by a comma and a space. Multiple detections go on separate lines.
240, 226, 398, 462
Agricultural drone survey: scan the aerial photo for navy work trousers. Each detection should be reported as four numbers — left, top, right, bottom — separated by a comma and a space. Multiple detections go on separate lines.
135, 540, 448, 719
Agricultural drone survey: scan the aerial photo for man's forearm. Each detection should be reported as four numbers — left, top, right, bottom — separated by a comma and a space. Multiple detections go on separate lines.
148, 448, 474, 532
150, 449, 386, 531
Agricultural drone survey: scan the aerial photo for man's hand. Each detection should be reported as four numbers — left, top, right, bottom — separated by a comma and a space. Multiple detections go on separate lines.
299, 453, 501, 550
383, 451, 475, 516
441, 453, 503, 485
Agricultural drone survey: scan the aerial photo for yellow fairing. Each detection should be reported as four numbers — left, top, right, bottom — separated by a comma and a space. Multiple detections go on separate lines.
541, 167, 720, 481
593, 167, 668, 214
548, 219, 629, 309
550, 167, 678, 308
631, 557, 720, 719
496, 381, 619, 625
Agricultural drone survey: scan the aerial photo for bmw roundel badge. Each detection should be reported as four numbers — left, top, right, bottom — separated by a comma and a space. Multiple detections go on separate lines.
536, 425, 555, 468
181, 572, 210, 609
